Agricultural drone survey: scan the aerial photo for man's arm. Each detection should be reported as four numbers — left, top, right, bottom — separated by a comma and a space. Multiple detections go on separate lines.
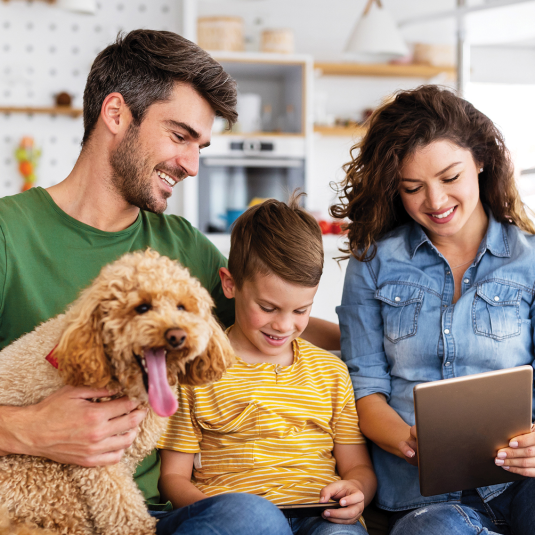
301, 317, 341, 350
0, 385, 147, 466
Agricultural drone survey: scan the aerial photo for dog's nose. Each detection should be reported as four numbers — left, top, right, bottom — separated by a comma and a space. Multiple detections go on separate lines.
165, 328, 187, 349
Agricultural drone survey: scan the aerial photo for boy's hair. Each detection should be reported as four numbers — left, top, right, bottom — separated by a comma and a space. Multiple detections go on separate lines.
228, 193, 324, 289
82, 29, 238, 146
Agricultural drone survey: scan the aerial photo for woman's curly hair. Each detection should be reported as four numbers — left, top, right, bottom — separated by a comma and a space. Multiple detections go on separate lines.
330, 85, 535, 261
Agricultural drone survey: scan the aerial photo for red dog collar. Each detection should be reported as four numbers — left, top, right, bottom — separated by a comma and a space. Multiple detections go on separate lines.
45, 345, 59, 369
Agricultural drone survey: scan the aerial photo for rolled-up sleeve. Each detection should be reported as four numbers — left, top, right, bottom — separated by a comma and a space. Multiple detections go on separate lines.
336, 255, 391, 401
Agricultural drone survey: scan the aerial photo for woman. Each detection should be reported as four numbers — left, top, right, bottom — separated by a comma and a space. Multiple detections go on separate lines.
332, 85, 535, 535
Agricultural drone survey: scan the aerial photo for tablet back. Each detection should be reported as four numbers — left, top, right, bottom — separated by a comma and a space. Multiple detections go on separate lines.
414, 365, 533, 497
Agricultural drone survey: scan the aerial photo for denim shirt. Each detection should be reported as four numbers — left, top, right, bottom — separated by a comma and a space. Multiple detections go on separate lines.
337, 212, 535, 511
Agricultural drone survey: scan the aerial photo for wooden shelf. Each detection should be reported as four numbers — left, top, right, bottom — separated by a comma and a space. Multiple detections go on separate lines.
216, 131, 305, 138
0, 106, 83, 118
314, 125, 367, 137
314, 62, 456, 79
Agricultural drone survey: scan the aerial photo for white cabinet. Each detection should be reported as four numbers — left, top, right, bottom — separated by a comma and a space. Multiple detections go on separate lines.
167, 53, 314, 227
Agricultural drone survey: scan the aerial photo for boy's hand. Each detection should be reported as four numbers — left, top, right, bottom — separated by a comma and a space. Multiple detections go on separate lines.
319, 480, 365, 524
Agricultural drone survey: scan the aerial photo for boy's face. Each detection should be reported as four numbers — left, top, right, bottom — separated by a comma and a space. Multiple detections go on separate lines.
220, 268, 318, 361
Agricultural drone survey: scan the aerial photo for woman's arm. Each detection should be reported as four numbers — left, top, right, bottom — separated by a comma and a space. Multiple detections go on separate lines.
159, 450, 209, 507
356, 393, 418, 465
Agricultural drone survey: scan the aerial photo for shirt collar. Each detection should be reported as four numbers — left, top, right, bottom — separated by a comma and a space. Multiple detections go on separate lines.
408, 209, 510, 260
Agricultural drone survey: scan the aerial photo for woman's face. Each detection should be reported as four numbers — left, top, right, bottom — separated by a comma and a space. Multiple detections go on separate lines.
398, 140, 486, 243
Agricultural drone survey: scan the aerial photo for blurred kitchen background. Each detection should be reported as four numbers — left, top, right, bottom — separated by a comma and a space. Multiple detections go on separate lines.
1, 0, 534, 321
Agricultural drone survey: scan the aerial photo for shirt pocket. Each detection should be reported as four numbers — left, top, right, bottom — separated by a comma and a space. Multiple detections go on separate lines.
472, 281, 522, 341
375, 283, 424, 343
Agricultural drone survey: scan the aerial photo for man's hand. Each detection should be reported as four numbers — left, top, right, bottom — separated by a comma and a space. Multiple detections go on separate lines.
398, 424, 418, 466
319, 480, 365, 525
0, 385, 148, 466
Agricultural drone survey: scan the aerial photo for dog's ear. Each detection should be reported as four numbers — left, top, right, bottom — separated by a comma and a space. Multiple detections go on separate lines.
178, 315, 235, 386
54, 288, 111, 389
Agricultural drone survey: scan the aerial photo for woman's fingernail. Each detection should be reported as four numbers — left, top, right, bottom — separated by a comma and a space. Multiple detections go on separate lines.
495, 459, 504, 466
509, 441, 519, 448
324, 510, 330, 517
497, 452, 507, 459
340, 499, 346, 506
502, 466, 510, 471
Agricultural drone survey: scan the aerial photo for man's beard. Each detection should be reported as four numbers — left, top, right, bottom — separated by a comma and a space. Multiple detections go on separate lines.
109, 122, 169, 214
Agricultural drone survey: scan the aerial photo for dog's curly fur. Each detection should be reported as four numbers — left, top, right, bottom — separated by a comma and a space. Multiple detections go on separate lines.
0, 249, 235, 535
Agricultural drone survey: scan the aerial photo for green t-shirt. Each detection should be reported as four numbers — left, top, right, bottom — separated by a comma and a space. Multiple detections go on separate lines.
0, 187, 234, 508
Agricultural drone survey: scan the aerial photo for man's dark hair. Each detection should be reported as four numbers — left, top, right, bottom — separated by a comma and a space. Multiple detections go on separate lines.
82, 29, 238, 145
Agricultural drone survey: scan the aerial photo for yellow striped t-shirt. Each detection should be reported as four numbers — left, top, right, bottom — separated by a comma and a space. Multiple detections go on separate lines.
158, 337, 366, 509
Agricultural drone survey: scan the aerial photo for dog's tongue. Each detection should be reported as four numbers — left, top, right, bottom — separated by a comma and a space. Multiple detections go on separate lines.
144, 348, 178, 417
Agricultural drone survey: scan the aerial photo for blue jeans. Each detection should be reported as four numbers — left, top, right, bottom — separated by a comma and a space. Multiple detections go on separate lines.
389, 479, 535, 535
150, 493, 292, 535
288, 516, 367, 535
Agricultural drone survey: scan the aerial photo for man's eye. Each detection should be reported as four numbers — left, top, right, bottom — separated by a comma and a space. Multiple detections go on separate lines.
135, 303, 152, 314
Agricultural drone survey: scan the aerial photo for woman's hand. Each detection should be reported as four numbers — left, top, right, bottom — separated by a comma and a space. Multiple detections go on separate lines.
495, 424, 535, 477
398, 425, 418, 466
319, 480, 365, 524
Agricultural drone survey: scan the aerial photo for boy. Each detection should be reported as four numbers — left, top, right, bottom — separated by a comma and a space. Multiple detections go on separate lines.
157, 196, 376, 534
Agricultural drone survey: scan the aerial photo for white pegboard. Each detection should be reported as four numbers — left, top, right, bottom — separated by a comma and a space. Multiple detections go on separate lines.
0, 0, 181, 198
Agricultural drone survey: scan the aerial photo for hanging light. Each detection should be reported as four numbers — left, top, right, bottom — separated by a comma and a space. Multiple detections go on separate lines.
56, 0, 96, 14
345, 0, 409, 62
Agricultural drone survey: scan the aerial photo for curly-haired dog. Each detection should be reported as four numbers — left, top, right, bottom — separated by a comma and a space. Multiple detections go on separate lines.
0, 249, 235, 535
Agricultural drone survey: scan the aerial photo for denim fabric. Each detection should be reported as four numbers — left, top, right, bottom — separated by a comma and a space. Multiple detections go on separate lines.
150, 493, 292, 535
389, 478, 535, 535
337, 212, 535, 511
288, 516, 368, 535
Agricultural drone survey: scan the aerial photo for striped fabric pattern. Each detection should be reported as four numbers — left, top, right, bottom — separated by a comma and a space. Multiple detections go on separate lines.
158, 338, 366, 509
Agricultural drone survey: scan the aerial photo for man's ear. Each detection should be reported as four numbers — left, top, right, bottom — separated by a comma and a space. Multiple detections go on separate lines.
100, 92, 132, 135
219, 267, 236, 299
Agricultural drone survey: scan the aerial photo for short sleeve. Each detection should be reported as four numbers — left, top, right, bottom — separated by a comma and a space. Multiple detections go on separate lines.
336, 255, 392, 401
157, 385, 202, 453
332, 374, 366, 445
0, 223, 6, 318
192, 230, 235, 329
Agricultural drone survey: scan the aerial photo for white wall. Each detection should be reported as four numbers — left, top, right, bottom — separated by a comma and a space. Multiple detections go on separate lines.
0, 0, 181, 198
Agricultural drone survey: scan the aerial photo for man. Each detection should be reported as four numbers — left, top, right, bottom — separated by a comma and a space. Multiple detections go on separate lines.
0, 29, 293, 535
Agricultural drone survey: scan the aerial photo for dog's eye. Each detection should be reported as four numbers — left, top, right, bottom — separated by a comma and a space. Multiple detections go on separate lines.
177, 305, 186, 311
135, 303, 152, 314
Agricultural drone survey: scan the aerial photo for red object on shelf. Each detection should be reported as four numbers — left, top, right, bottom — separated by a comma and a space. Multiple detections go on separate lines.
318, 220, 331, 235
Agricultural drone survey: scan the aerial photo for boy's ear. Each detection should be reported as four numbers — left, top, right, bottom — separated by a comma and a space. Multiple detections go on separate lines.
219, 267, 236, 299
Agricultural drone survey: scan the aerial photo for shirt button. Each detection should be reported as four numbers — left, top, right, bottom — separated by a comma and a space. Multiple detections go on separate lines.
445, 362, 451, 366
444, 329, 450, 334
446, 271, 451, 275
494, 296, 500, 302
394, 296, 401, 302
275, 365, 282, 374
463, 278, 470, 284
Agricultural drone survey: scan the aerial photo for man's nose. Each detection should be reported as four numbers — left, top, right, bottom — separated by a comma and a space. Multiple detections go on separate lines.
176, 146, 200, 178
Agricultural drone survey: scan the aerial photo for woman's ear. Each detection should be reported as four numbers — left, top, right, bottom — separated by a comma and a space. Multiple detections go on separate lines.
54, 292, 111, 389
219, 267, 236, 299
178, 315, 235, 386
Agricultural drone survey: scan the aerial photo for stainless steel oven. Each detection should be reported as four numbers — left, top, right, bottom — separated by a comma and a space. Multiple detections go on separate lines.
194, 135, 306, 234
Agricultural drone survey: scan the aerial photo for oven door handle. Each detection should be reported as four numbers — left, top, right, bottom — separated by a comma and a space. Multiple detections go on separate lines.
202, 157, 303, 168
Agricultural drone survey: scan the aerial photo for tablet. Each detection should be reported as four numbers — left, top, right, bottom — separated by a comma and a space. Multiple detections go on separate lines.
277, 502, 341, 518
414, 365, 533, 497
